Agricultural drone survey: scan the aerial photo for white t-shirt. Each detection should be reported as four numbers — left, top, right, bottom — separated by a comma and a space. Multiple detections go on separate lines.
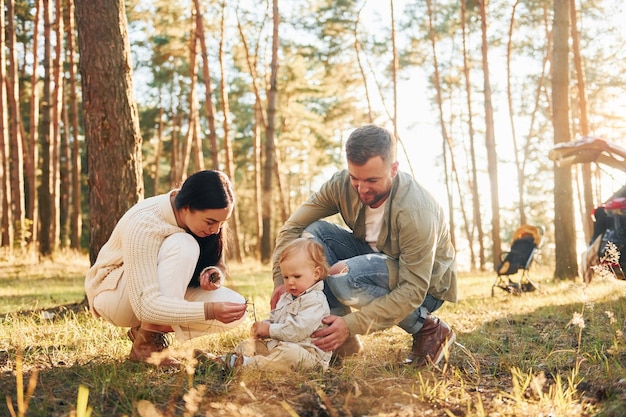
365, 201, 387, 251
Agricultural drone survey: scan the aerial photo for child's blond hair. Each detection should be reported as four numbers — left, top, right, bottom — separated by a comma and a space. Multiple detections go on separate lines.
279, 237, 329, 279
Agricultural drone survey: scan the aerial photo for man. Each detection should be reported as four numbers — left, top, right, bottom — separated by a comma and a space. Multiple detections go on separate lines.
271, 124, 457, 367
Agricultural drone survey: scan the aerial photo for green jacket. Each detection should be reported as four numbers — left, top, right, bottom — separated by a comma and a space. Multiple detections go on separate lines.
272, 170, 457, 336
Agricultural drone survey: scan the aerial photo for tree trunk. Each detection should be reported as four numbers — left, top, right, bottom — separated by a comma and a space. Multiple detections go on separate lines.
75, 0, 144, 264
552, 0, 578, 279
39, 0, 54, 256
153, 102, 163, 193
6, 0, 25, 246
184, 12, 201, 175
569, 0, 594, 243
194, 0, 219, 169
353, 4, 373, 122
261, 0, 279, 264
65, 0, 82, 249
25, 0, 42, 246
478, 0, 502, 265
390, 0, 398, 139
506, 1, 528, 226
254, 100, 263, 258
218, 0, 242, 262
461, 0, 485, 271
0, 0, 14, 249
426, 0, 458, 249
50, 0, 64, 252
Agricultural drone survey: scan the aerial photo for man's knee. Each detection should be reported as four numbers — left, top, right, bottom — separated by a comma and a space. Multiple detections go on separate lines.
329, 261, 349, 276
303, 220, 327, 237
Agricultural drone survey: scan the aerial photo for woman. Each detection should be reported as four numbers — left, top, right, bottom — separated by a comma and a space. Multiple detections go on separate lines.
85, 170, 247, 366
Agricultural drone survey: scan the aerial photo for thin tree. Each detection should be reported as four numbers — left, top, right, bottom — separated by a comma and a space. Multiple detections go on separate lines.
261, 0, 279, 263
65, 0, 82, 249
50, 0, 65, 251
183, 11, 202, 174
0, 0, 14, 249
75, 0, 144, 264
552, 0, 578, 279
461, 0, 485, 270
478, 0, 502, 265
218, 0, 242, 262
569, 0, 594, 242
26, 0, 42, 246
425, 0, 471, 253
194, 0, 219, 168
153, 101, 164, 193
352, 1, 373, 122
6, 0, 25, 245
505, 1, 527, 225
390, 0, 398, 139
253, 100, 263, 257
39, 0, 55, 255
235, 8, 268, 257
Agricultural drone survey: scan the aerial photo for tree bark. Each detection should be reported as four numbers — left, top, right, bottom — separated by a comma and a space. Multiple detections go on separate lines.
194, 0, 219, 169
506, 1, 528, 226
65, 0, 82, 249
75, 0, 144, 264
478, 0, 503, 265
50, 0, 64, 251
552, 0, 578, 279
461, 0, 485, 271
218, 0, 242, 262
0, 0, 14, 249
39, 0, 54, 255
6, 0, 25, 246
569, 0, 594, 243
261, 0, 280, 263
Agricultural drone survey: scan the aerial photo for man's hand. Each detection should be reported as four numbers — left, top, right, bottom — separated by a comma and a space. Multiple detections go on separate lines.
311, 315, 350, 352
270, 284, 285, 309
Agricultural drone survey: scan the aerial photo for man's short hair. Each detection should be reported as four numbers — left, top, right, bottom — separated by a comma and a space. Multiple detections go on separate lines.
345, 125, 396, 165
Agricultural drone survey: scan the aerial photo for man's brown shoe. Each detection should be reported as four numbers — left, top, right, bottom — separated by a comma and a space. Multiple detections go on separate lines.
128, 328, 180, 367
404, 315, 455, 367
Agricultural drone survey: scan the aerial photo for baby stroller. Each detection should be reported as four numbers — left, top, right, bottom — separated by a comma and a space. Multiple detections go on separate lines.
492, 225, 542, 296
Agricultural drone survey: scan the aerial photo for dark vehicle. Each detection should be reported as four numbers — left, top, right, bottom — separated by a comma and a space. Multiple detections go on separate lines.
549, 137, 626, 282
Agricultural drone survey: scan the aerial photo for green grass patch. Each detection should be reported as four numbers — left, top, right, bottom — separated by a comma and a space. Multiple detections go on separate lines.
1, 254, 625, 416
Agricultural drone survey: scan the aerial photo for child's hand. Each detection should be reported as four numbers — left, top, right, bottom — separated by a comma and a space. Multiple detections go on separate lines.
251, 321, 270, 339
199, 267, 223, 291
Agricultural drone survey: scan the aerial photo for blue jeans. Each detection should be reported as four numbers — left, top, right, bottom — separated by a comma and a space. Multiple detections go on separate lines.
304, 220, 444, 335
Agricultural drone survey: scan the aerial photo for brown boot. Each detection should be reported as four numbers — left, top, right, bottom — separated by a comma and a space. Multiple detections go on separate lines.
127, 326, 140, 342
404, 315, 455, 367
128, 328, 180, 367
333, 335, 364, 359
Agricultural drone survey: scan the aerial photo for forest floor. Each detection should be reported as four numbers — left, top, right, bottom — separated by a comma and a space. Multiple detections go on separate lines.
1, 252, 626, 416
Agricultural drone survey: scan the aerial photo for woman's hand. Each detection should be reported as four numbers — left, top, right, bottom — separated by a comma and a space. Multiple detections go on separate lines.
199, 266, 223, 291
251, 320, 270, 339
212, 302, 247, 324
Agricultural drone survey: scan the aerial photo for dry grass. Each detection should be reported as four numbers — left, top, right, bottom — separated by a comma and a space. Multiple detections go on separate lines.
1, 252, 625, 416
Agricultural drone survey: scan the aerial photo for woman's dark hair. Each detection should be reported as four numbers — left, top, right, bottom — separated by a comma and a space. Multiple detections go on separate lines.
174, 170, 234, 211
174, 170, 234, 287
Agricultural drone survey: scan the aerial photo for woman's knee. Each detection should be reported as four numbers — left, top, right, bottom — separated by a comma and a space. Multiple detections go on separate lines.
160, 233, 200, 264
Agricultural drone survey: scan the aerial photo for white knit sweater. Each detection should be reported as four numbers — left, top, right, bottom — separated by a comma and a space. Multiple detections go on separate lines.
85, 192, 207, 325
